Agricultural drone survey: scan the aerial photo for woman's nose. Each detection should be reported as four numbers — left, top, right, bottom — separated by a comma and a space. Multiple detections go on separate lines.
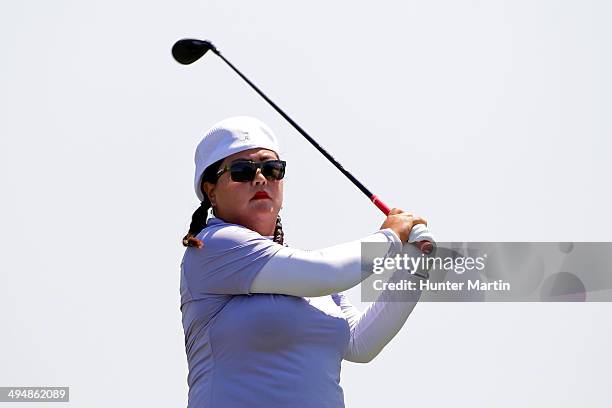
251, 168, 267, 186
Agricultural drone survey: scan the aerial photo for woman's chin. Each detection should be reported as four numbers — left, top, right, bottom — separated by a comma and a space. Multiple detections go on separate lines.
248, 199, 276, 213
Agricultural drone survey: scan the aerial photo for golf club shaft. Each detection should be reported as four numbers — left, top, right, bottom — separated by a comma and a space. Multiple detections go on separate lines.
210, 48, 433, 252
214, 52, 374, 194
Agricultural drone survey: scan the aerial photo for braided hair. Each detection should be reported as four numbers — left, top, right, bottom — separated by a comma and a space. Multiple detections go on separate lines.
182, 159, 285, 247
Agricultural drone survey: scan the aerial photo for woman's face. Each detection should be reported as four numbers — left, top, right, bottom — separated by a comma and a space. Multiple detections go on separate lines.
202, 148, 284, 236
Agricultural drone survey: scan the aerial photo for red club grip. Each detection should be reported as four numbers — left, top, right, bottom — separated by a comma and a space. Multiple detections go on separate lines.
371, 194, 433, 255
371, 194, 391, 215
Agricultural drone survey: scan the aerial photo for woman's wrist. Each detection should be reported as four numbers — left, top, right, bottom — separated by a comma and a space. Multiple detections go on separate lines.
378, 228, 404, 256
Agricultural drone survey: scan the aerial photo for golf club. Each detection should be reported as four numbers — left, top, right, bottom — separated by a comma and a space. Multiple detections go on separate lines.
172, 38, 434, 254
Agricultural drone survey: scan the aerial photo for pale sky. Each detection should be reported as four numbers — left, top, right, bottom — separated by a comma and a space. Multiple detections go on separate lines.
1, 1, 611, 406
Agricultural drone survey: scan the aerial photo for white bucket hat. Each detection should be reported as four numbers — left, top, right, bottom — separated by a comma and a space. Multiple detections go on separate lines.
194, 116, 281, 201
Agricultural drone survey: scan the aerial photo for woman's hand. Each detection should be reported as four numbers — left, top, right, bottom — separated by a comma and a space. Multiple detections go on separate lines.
379, 208, 428, 243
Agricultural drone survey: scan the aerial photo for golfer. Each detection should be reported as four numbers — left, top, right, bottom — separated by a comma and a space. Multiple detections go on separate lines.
179, 116, 429, 407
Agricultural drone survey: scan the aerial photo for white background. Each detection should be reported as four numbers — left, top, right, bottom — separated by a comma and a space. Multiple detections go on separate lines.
1, 1, 611, 407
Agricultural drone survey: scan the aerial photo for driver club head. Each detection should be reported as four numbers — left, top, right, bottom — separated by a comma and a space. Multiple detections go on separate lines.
172, 39, 217, 65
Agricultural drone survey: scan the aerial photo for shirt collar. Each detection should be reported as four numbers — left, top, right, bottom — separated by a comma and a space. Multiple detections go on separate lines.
207, 216, 275, 240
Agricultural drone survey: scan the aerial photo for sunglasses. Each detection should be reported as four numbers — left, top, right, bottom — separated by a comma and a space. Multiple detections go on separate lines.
216, 160, 287, 182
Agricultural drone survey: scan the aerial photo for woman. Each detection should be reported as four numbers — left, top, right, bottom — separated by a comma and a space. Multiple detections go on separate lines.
180, 116, 430, 407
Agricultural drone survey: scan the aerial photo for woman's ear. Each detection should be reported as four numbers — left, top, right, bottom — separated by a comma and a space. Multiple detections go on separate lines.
202, 181, 216, 207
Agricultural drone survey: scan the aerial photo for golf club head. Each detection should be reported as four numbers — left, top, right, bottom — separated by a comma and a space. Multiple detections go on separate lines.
172, 39, 217, 65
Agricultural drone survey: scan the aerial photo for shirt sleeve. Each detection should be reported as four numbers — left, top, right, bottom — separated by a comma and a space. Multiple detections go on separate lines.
250, 228, 403, 297
337, 243, 428, 363
181, 220, 403, 298
181, 223, 285, 296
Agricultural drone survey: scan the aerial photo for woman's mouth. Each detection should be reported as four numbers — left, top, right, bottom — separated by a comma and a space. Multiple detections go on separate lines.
251, 191, 270, 200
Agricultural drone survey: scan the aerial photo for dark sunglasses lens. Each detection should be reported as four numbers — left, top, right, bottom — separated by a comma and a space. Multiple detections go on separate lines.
262, 161, 285, 180
228, 160, 286, 182
230, 162, 257, 182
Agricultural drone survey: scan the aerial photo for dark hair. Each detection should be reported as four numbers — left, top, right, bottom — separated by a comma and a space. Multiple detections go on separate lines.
182, 158, 285, 247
